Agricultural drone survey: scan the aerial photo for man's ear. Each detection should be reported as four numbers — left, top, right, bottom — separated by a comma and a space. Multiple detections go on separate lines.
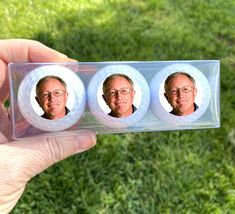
102, 94, 108, 104
65, 92, 69, 100
164, 93, 169, 103
35, 96, 41, 106
193, 88, 197, 97
132, 90, 135, 96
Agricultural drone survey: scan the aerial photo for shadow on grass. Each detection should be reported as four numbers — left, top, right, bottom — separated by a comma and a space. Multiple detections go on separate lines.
32, 1, 224, 62
15, 1, 235, 213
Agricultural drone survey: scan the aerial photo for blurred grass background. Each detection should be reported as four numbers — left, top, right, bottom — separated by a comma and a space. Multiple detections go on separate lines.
1, 0, 235, 213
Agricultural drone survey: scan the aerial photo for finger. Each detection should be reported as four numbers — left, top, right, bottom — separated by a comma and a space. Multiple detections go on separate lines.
0, 39, 76, 102
0, 103, 11, 141
0, 39, 75, 63
0, 132, 8, 144
1, 132, 96, 181
0, 59, 9, 102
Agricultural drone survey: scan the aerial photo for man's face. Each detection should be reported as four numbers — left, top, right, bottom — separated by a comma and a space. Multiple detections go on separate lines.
164, 74, 197, 116
103, 76, 135, 118
36, 78, 68, 120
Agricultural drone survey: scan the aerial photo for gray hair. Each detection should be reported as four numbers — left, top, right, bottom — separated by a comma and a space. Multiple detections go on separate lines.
164, 72, 196, 92
103, 73, 134, 93
36, 75, 67, 95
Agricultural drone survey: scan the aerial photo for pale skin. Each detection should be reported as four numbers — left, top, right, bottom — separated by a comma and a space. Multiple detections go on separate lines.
164, 74, 197, 116
0, 39, 96, 213
102, 76, 135, 118
36, 78, 68, 120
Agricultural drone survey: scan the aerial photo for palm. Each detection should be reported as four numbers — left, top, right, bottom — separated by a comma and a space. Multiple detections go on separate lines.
0, 39, 96, 213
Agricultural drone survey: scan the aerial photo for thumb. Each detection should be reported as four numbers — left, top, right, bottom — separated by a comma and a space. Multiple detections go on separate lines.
29, 132, 96, 177
1, 132, 96, 182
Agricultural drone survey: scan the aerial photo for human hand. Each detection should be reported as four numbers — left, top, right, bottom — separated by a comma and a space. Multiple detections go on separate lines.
0, 39, 96, 213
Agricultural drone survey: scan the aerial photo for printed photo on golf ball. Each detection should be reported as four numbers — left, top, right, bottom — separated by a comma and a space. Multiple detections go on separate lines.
160, 71, 203, 117
31, 75, 75, 120
97, 73, 142, 118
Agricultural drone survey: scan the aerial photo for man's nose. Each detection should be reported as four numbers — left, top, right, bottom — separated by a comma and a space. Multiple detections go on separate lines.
114, 90, 122, 97
177, 88, 185, 95
48, 93, 55, 101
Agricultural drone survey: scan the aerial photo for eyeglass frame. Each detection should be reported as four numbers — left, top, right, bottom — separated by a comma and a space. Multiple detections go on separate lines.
166, 86, 195, 95
38, 89, 66, 99
104, 88, 133, 97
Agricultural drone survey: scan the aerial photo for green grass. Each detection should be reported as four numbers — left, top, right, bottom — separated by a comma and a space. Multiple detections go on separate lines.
1, 0, 235, 213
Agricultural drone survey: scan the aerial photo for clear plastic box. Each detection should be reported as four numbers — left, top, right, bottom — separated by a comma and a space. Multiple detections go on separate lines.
8, 60, 220, 140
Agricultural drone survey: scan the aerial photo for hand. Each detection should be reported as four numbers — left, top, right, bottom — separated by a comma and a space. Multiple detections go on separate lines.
0, 39, 96, 213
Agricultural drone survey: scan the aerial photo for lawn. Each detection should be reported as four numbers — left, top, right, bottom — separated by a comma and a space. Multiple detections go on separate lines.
1, 0, 235, 213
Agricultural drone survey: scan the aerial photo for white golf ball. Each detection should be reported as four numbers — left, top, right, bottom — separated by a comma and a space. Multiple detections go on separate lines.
150, 63, 211, 125
87, 64, 150, 128
18, 65, 86, 131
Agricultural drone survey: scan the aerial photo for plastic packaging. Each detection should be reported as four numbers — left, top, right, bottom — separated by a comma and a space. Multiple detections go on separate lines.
8, 60, 220, 140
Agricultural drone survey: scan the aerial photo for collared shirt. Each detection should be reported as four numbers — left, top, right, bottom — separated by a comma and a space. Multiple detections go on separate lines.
170, 103, 198, 116
108, 105, 137, 117
41, 106, 70, 119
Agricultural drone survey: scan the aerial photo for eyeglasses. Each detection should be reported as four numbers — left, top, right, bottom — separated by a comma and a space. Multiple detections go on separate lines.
167, 86, 194, 95
106, 88, 133, 97
39, 90, 65, 99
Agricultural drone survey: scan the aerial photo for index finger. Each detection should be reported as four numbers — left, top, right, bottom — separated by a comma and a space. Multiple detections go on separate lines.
0, 39, 76, 102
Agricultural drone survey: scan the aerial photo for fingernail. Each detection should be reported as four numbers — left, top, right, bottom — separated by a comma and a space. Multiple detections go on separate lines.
75, 133, 96, 152
68, 58, 78, 62
57, 52, 68, 58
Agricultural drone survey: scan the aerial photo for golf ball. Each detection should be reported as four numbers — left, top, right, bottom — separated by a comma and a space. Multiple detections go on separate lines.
150, 63, 211, 125
87, 64, 150, 128
18, 65, 86, 131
